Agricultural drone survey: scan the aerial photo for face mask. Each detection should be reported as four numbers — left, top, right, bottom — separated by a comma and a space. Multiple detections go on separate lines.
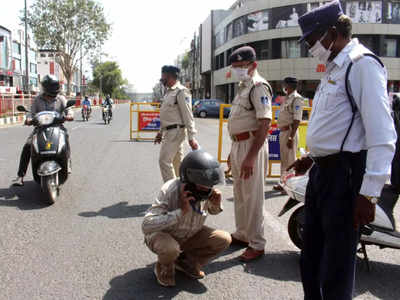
232, 68, 251, 82
308, 31, 334, 64
160, 78, 168, 87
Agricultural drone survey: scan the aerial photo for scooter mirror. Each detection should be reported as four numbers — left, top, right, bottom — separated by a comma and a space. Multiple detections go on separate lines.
66, 100, 76, 108
17, 105, 27, 112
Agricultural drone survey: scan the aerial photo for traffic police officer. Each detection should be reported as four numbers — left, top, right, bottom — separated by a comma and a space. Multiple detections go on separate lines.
155, 66, 199, 183
292, 2, 397, 299
274, 77, 304, 191
227, 46, 272, 261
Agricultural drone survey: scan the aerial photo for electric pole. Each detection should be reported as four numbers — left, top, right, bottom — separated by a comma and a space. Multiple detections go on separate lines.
24, 0, 30, 94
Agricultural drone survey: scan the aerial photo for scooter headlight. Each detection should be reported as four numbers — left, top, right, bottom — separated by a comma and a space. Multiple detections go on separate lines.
36, 112, 55, 126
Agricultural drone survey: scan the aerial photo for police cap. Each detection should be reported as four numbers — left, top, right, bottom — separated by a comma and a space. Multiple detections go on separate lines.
229, 46, 256, 64
161, 65, 180, 76
284, 77, 298, 85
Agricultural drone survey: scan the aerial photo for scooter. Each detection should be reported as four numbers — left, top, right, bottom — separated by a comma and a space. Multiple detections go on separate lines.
102, 105, 111, 125
17, 100, 75, 204
279, 172, 400, 270
82, 104, 90, 121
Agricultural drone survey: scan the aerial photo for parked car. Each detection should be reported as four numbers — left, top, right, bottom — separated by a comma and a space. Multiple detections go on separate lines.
193, 99, 231, 118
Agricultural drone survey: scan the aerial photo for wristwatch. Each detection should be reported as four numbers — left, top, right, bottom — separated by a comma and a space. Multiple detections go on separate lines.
363, 195, 378, 204
288, 136, 293, 141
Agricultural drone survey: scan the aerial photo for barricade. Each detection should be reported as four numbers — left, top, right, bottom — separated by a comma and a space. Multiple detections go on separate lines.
0, 94, 34, 118
218, 104, 312, 178
130, 102, 161, 141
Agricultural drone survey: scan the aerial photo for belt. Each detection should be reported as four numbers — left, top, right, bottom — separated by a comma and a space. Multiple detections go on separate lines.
279, 125, 291, 132
165, 124, 185, 130
311, 151, 366, 169
231, 131, 257, 142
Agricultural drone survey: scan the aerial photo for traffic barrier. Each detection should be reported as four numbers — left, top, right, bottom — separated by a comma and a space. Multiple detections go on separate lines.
218, 104, 312, 178
0, 94, 34, 118
129, 102, 161, 141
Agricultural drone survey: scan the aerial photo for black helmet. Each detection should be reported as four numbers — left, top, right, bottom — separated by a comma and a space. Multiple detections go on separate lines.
41, 75, 60, 97
180, 150, 224, 187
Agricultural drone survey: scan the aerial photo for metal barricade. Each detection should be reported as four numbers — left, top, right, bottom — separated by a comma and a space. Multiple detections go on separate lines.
130, 102, 161, 141
218, 104, 312, 178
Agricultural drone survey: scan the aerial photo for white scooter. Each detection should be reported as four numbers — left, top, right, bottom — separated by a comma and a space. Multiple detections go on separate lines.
279, 172, 400, 270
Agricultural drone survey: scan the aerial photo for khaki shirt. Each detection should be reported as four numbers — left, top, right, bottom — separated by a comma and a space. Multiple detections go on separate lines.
29, 94, 74, 119
228, 70, 272, 136
142, 179, 223, 243
160, 81, 196, 140
277, 91, 304, 129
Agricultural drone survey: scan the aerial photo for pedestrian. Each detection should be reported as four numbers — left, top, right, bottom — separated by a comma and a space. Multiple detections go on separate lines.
273, 77, 304, 192
291, 1, 397, 299
227, 46, 273, 261
142, 150, 231, 287
155, 65, 199, 183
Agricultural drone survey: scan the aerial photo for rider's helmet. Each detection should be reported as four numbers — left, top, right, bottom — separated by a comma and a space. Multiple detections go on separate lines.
41, 75, 61, 97
180, 150, 224, 199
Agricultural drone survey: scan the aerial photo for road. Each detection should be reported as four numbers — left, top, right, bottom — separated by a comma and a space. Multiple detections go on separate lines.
0, 104, 399, 300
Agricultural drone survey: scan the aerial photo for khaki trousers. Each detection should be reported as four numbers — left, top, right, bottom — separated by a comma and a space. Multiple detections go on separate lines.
145, 226, 231, 266
231, 137, 266, 251
159, 128, 186, 183
279, 130, 298, 182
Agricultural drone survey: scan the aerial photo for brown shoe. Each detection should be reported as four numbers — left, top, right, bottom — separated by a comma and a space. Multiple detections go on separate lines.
273, 184, 284, 191
239, 247, 265, 262
230, 234, 249, 248
175, 257, 205, 279
154, 262, 175, 287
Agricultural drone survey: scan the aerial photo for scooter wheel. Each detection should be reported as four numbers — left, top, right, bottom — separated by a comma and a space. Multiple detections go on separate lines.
288, 206, 305, 250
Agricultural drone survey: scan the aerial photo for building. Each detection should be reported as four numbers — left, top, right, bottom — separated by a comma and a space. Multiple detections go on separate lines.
0, 25, 14, 93
37, 49, 81, 95
195, 0, 400, 102
12, 29, 39, 93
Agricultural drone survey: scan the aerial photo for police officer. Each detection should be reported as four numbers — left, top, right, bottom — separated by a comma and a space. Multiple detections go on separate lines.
227, 46, 272, 261
291, 2, 397, 299
155, 66, 199, 183
274, 77, 304, 192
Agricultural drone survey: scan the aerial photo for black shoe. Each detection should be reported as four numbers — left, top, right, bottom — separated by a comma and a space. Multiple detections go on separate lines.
12, 177, 24, 187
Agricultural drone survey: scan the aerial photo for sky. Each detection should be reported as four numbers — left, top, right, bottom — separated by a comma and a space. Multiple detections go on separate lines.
1, 0, 234, 93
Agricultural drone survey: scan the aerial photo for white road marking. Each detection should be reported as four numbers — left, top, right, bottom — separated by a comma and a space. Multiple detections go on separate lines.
71, 125, 82, 131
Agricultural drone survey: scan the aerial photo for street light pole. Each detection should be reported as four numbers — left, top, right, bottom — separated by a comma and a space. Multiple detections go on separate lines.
24, 0, 30, 94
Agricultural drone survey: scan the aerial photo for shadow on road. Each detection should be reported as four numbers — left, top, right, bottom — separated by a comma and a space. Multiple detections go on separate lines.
265, 190, 285, 199
0, 182, 49, 210
103, 264, 207, 300
79, 201, 151, 219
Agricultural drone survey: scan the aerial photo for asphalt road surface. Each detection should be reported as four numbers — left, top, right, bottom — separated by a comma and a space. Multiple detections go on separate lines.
0, 104, 399, 300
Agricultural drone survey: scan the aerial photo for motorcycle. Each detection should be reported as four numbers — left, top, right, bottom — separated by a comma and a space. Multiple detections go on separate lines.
102, 105, 111, 125
17, 100, 75, 204
81, 104, 90, 121
279, 172, 400, 270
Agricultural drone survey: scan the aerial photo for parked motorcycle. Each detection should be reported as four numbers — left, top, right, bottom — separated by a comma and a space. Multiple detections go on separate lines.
17, 100, 75, 204
81, 104, 90, 121
279, 172, 400, 269
102, 105, 111, 125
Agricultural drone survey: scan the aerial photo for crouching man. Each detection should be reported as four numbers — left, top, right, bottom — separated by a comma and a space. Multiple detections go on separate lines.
142, 150, 231, 287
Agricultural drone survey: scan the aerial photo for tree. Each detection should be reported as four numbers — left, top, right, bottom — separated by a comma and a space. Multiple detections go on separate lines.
25, 0, 111, 95
92, 61, 128, 98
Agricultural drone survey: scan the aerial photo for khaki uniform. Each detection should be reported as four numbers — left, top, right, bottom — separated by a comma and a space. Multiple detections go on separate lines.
142, 179, 231, 266
277, 91, 304, 182
159, 82, 197, 182
228, 70, 272, 251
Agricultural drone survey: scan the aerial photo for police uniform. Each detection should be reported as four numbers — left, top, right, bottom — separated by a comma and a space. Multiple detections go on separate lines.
228, 48, 272, 252
277, 79, 304, 182
159, 67, 196, 183
298, 2, 397, 299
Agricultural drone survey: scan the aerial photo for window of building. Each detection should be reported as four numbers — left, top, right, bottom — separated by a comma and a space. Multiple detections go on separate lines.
40, 53, 46, 57
384, 38, 397, 57
30, 63, 37, 73
281, 39, 301, 58
48, 53, 54, 57
13, 42, 21, 55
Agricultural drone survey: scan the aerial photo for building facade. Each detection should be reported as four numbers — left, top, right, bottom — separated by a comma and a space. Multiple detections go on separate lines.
197, 0, 400, 102
0, 25, 14, 93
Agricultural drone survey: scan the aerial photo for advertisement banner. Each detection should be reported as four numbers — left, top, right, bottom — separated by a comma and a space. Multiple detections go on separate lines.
345, 1, 382, 23
271, 4, 307, 29
386, 1, 400, 23
247, 10, 269, 32
138, 111, 160, 131
268, 126, 281, 161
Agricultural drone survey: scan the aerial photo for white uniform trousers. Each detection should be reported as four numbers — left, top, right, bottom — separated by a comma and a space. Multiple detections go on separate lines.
159, 128, 185, 182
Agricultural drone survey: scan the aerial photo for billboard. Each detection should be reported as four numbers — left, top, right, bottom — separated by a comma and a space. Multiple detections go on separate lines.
345, 1, 383, 23
386, 1, 400, 23
247, 10, 269, 32
233, 16, 247, 38
138, 112, 160, 131
271, 4, 307, 29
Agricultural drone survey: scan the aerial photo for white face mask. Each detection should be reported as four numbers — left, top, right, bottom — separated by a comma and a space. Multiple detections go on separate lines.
232, 68, 251, 82
308, 31, 334, 64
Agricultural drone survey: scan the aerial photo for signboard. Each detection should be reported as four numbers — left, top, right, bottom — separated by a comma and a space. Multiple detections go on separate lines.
138, 111, 160, 131
268, 126, 281, 161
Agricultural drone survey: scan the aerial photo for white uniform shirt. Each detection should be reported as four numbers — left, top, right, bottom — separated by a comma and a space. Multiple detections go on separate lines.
307, 39, 397, 197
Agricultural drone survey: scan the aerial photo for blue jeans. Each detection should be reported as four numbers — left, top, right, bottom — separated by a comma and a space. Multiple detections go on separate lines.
301, 152, 366, 300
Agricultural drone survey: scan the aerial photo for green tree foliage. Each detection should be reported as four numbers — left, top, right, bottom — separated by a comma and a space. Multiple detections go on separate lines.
92, 61, 128, 99
25, 0, 111, 95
